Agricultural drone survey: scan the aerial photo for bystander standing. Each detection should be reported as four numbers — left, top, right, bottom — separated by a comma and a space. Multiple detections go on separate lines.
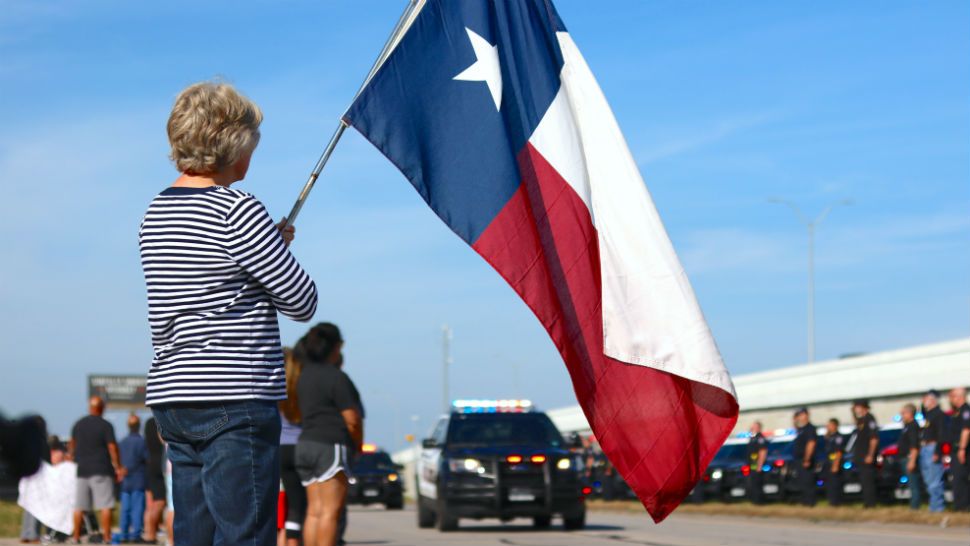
897, 403, 921, 510
791, 408, 817, 507
822, 418, 844, 506
850, 399, 879, 508
119, 413, 149, 543
70, 396, 124, 544
745, 421, 768, 505
142, 417, 166, 544
948, 387, 969, 511
140, 81, 317, 545
920, 390, 946, 512
296, 323, 363, 546
279, 348, 308, 546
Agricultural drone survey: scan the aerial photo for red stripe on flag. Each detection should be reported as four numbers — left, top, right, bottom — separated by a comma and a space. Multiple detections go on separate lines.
472, 143, 738, 522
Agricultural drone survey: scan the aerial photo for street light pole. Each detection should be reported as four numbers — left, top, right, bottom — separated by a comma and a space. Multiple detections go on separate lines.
768, 198, 852, 363
442, 325, 452, 413
807, 221, 815, 363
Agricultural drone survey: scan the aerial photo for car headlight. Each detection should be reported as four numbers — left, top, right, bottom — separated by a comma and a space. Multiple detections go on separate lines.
448, 458, 485, 474
711, 469, 723, 481
557, 458, 571, 470
348, 477, 357, 485
387, 473, 399, 482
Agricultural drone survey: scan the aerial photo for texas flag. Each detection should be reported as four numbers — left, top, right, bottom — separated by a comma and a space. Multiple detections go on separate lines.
344, 0, 738, 521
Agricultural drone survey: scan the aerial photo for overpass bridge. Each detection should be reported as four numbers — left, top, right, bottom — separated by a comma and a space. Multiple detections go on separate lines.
545, 337, 970, 435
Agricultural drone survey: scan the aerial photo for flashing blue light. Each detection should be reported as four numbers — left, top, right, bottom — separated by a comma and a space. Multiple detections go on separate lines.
899, 476, 909, 484
761, 465, 771, 472
816, 480, 824, 487
452, 399, 533, 414
593, 481, 602, 488
843, 462, 853, 470
736, 432, 753, 438
915, 412, 924, 421
892, 414, 902, 422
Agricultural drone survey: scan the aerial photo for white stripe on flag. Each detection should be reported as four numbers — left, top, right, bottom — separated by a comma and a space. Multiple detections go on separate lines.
538, 31, 737, 398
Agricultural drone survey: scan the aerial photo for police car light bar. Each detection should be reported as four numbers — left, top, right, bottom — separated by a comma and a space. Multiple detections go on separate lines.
452, 399, 534, 413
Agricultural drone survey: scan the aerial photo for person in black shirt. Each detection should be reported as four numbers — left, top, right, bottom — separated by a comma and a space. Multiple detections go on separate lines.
69, 396, 124, 544
851, 399, 879, 508
822, 418, 845, 506
897, 404, 921, 510
920, 390, 946, 512
296, 323, 364, 546
745, 421, 768, 505
791, 408, 817, 506
947, 387, 970, 511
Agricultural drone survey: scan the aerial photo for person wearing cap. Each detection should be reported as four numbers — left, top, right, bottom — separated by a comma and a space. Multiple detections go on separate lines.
822, 418, 845, 506
897, 404, 921, 510
920, 389, 946, 512
851, 399, 879, 508
745, 421, 768, 505
792, 408, 818, 506
947, 387, 970, 511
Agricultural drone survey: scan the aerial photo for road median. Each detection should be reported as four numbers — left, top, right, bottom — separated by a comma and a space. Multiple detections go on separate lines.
587, 499, 970, 527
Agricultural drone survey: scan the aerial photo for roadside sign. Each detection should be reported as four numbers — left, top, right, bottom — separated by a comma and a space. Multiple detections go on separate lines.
87, 375, 146, 409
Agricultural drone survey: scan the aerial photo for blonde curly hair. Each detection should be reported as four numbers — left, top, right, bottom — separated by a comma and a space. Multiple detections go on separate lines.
167, 81, 263, 174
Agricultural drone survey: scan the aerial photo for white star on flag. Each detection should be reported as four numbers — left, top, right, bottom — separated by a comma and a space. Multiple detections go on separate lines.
453, 27, 503, 111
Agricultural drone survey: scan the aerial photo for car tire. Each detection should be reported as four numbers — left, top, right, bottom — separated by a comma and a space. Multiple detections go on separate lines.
532, 515, 552, 528
562, 507, 586, 531
436, 503, 459, 532
386, 496, 404, 510
417, 496, 436, 528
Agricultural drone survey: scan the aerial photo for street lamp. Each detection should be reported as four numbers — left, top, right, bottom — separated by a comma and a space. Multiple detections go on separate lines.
442, 325, 452, 413
768, 198, 852, 363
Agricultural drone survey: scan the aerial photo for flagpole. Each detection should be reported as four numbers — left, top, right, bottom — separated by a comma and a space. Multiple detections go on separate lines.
283, 0, 420, 230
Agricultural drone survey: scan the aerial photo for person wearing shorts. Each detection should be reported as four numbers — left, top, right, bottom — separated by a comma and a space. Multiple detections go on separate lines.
295, 324, 363, 546
70, 396, 124, 544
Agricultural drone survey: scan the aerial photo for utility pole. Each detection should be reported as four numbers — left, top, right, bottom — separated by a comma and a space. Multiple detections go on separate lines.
769, 198, 852, 363
442, 325, 452, 413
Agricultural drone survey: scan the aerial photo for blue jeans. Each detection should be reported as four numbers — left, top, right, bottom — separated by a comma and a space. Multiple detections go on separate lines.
152, 400, 281, 546
120, 489, 145, 540
919, 443, 945, 512
900, 455, 921, 509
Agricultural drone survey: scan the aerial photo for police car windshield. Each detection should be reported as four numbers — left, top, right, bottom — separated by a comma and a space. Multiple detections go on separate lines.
447, 413, 564, 447
878, 428, 901, 446
353, 452, 396, 472
711, 443, 746, 463
767, 439, 794, 457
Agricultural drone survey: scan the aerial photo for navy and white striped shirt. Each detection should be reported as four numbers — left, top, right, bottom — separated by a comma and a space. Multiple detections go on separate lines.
139, 186, 317, 406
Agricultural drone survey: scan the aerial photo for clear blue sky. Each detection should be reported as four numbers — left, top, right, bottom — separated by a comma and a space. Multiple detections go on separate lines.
2, 1, 967, 451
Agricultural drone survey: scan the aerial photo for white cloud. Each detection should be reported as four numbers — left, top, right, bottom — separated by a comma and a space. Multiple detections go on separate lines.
679, 209, 970, 277
638, 112, 779, 164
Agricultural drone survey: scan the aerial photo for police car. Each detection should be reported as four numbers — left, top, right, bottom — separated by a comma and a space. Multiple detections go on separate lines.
415, 400, 588, 531
347, 444, 404, 509
841, 424, 901, 502
692, 437, 748, 502
722, 431, 792, 502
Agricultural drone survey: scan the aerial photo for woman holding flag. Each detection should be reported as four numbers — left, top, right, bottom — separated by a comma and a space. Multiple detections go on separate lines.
139, 81, 318, 545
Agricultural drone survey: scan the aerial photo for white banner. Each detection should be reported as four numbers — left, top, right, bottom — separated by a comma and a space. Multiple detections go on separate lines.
18, 461, 77, 535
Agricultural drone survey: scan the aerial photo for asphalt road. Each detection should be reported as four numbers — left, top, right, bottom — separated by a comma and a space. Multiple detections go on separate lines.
339, 505, 970, 546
